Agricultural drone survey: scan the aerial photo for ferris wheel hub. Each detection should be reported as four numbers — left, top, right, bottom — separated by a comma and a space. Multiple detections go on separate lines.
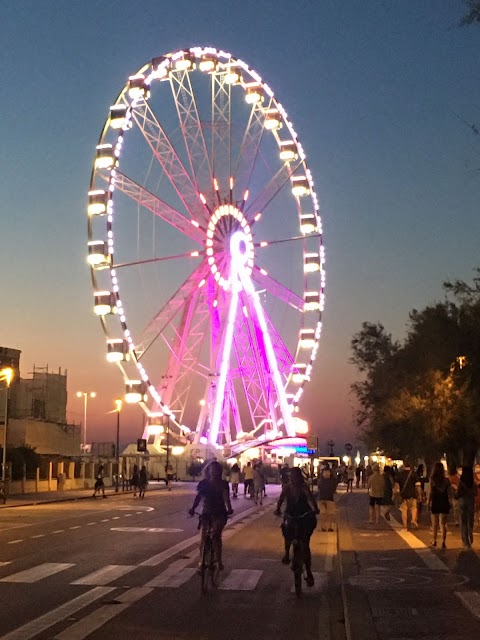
206, 204, 254, 291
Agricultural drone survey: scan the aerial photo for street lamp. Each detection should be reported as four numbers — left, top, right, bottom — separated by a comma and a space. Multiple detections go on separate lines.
0, 367, 14, 486
114, 399, 122, 492
164, 414, 172, 491
76, 391, 96, 452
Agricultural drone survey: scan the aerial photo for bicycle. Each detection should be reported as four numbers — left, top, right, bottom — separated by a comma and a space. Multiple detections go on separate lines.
190, 511, 231, 593
284, 511, 312, 597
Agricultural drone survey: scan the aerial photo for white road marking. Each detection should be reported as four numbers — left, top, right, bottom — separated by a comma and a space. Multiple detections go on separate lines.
124, 514, 132, 517
0, 563, 74, 583
54, 587, 152, 640
145, 558, 195, 588
219, 569, 263, 590
110, 527, 183, 533
69, 526, 81, 530
115, 505, 154, 512
86, 523, 96, 526
139, 504, 262, 567
0, 587, 113, 640
30, 534, 45, 539
0, 561, 11, 566
52, 530, 64, 534
455, 590, 480, 620
387, 519, 447, 570
7, 540, 23, 545
100, 519, 109, 523
290, 572, 327, 593
111, 516, 120, 520
71, 565, 136, 586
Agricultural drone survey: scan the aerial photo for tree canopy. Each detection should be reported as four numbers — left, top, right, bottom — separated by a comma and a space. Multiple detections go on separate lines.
460, 0, 480, 25
350, 271, 480, 467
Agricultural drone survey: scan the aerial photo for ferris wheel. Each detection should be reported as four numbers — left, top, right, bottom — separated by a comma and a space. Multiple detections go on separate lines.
87, 46, 324, 453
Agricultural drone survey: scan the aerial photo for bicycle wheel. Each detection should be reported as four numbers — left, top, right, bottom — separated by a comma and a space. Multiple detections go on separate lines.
292, 542, 303, 597
200, 538, 211, 593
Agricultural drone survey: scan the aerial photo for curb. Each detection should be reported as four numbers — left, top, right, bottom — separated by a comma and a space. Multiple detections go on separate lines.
0, 484, 177, 510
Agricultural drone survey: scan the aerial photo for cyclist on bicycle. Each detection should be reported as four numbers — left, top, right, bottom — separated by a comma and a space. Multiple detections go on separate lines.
274, 466, 319, 587
188, 460, 233, 570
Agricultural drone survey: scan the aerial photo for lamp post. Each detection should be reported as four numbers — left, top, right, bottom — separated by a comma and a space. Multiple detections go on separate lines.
164, 414, 171, 491
114, 399, 122, 492
76, 391, 96, 452
1, 367, 14, 489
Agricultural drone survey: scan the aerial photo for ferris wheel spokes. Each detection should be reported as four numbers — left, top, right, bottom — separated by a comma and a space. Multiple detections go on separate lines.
251, 266, 305, 312
169, 69, 213, 197
135, 260, 211, 357
244, 159, 302, 222
111, 171, 205, 244
130, 100, 208, 225
211, 70, 232, 194
232, 102, 269, 202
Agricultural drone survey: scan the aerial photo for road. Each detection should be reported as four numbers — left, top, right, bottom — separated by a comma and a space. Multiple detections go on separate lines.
0, 485, 340, 640
1, 485, 480, 639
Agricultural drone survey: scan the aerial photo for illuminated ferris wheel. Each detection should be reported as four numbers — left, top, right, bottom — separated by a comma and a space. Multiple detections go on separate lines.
86, 46, 324, 452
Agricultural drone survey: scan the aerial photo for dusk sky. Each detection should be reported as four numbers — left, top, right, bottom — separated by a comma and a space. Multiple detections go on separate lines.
1, 1, 480, 453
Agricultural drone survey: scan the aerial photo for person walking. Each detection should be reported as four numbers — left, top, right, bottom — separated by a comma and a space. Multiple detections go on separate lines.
367, 464, 384, 524
395, 460, 421, 531
138, 465, 148, 499
346, 466, 355, 492
448, 466, 461, 527
279, 463, 290, 487
229, 462, 240, 498
456, 465, 478, 550
317, 467, 337, 531
355, 465, 361, 489
92, 465, 107, 498
130, 464, 139, 497
243, 461, 254, 497
253, 460, 266, 505
428, 462, 452, 549
382, 465, 395, 521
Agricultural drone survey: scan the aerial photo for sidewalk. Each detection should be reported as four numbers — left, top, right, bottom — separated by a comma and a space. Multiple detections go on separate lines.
0, 481, 192, 509
337, 490, 480, 640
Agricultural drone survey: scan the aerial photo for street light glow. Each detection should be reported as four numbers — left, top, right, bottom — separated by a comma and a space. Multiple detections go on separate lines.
0, 367, 14, 387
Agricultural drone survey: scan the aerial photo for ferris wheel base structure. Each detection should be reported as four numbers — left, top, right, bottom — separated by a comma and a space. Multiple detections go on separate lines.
86, 46, 325, 453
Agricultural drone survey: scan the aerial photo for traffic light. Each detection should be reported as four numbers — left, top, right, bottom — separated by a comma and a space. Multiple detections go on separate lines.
137, 438, 147, 453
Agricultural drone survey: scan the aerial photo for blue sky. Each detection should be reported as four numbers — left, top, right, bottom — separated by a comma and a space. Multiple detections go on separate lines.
1, 1, 479, 452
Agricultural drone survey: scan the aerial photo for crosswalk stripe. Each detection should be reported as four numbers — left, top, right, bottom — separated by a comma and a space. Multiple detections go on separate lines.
54, 588, 152, 640
0, 563, 74, 583
145, 558, 193, 587
71, 565, 136, 586
0, 587, 114, 640
219, 569, 262, 590
152, 568, 197, 588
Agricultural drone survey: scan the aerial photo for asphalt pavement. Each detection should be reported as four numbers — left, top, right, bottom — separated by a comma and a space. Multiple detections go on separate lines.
1, 484, 479, 639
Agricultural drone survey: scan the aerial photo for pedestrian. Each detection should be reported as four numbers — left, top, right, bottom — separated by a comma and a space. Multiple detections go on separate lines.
355, 465, 361, 489
475, 464, 480, 530
416, 464, 427, 519
382, 465, 395, 521
253, 460, 266, 505
395, 460, 421, 531
279, 463, 290, 487
138, 465, 148, 499
456, 465, 478, 550
447, 465, 460, 527
243, 461, 254, 497
165, 462, 174, 491
427, 462, 452, 549
360, 464, 366, 488
229, 462, 240, 498
317, 467, 337, 531
367, 464, 384, 524
92, 464, 107, 498
130, 464, 139, 497
346, 465, 355, 492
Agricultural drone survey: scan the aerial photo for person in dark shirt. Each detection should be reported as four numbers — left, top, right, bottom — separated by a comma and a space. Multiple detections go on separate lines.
275, 467, 319, 587
189, 461, 233, 570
